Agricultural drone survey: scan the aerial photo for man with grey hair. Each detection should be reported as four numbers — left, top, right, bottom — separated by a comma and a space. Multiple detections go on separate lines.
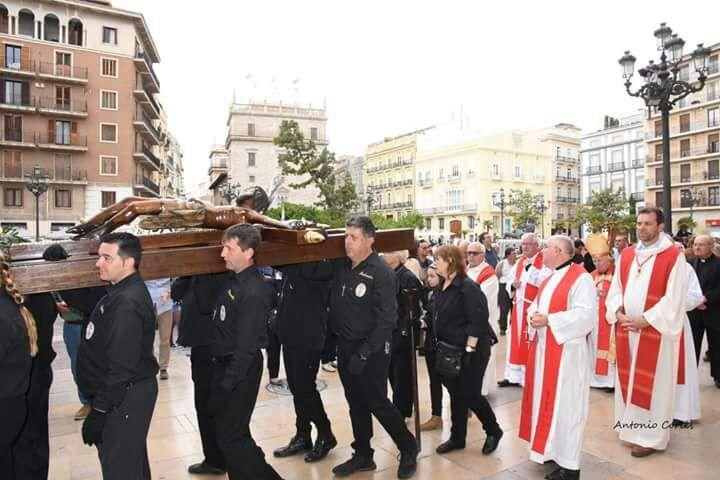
520, 234, 596, 480
500, 233, 552, 387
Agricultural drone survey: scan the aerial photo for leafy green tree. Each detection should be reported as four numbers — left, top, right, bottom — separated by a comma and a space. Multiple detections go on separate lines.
508, 190, 541, 230
273, 120, 359, 214
0, 225, 28, 254
577, 188, 633, 235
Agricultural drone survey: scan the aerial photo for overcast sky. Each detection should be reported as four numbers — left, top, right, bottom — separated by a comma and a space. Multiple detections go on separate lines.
114, 0, 719, 192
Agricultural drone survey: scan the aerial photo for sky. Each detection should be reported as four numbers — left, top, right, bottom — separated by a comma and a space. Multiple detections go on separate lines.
113, 0, 720, 193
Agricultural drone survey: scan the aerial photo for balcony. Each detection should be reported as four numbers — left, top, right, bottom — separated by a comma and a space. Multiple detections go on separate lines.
608, 162, 626, 172
0, 166, 88, 184
133, 49, 160, 92
1, 128, 35, 148
0, 56, 35, 78
133, 113, 161, 144
448, 173, 462, 183
0, 95, 35, 113
555, 196, 580, 204
34, 132, 88, 151
647, 171, 720, 188
555, 154, 580, 164
37, 97, 88, 117
135, 176, 160, 197
585, 165, 602, 175
445, 203, 477, 213
418, 178, 433, 187
630, 192, 645, 202
133, 146, 161, 171
646, 120, 720, 141
133, 84, 160, 119
554, 174, 579, 183
632, 158, 645, 168
646, 145, 720, 164
36, 61, 88, 84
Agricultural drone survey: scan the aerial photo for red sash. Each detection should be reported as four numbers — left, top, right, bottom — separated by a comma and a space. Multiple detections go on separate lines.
677, 329, 685, 385
616, 245, 681, 410
519, 263, 586, 454
509, 256, 528, 364
591, 266, 614, 375
475, 264, 496, 285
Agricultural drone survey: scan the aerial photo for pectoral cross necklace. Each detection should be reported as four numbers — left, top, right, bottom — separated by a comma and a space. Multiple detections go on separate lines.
634, 254, 654, 279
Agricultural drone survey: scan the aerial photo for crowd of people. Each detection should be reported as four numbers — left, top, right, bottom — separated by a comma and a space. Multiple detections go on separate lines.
1, 208, 719, 479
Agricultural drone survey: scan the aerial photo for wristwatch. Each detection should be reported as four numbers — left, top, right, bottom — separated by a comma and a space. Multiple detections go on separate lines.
465, 346, 476, 352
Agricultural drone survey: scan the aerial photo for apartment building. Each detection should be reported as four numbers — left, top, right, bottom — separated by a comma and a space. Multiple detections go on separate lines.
213, 99, 327, 207
643, 42, 720, 235
581, 113, 647, 209
0, 0, 170, 238
333, 154, 365, 212
365, 128, 431, 220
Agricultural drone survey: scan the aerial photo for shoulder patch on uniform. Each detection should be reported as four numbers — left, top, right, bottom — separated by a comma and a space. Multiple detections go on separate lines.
359, 271, 374, 280
227, 289, 235, 300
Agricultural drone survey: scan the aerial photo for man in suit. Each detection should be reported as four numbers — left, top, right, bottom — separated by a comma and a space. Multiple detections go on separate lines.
688, 235, 720, 387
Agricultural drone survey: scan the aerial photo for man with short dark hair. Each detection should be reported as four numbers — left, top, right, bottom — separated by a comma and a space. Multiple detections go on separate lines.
330, 216, 418, 479
209, 224, 282, 479
77, 232, 159, 480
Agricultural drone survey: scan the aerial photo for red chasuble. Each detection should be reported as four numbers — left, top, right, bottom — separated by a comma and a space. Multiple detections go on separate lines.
519, 263, 586, 454
475, 264, 496, 285
616, 245, 682, 410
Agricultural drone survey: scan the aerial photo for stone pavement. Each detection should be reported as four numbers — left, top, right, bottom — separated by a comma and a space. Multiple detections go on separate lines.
47, 325, 720, 479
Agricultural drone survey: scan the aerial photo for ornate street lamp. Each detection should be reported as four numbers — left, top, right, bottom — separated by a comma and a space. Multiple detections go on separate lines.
493, 188, 509, 238
366, 195, 374, 215
535, 195, 547, 238
25, 165, 50, 242
680, 188, 703, 228
218, 177, 242, 205
620, 22, 710, 233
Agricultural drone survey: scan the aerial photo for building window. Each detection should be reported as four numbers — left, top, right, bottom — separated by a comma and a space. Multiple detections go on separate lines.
4, 45, 21, 69
468, 216, 475, 229
68, 19, 83, 46
55, 189, 71, 208
4, 80, 23, 105
54, 121, 71, 145
102, 26, 117, 45
514, 165, 521, 178
56, 86, 70, 109
249, 175, 255, 183
100, 123, 117, 143
452, 165, 459, 177
310, 127, 318, 140
248, 152, 256, 167
709, 186, 720, 206
247, 123, 255, 136
100, 156, 117, 175
55, 52, 72, 76
101, 90, 118, 110
438, 217, 445, 230
679, 113, 690, 133
54, 154, 71, 180
101, 191, 116, 208
44, 14, 60, 42
708, 107, 719, 128
18, 10, 34, 37
101, 58, 117, 77
3, 187, 22, 207
492, 164, 499, 176
425, 217, 432, 230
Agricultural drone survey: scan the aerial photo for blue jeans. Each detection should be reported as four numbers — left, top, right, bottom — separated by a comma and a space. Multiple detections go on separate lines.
63, 322, 88, 405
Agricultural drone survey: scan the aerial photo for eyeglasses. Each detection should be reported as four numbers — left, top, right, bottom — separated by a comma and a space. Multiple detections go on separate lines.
467, 252, 482, 256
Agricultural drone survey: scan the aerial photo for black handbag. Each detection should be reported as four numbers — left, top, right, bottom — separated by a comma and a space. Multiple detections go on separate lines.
434, 339, 464, 378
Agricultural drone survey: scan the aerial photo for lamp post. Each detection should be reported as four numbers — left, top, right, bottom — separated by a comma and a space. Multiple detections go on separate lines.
219, 177, 242, 205
680, 188, 702, 229
366, 195, 374, 215
620, 23, 710, 234
493, 187, 508, 237
535, 195, 547, 238
25, 165, 50, 242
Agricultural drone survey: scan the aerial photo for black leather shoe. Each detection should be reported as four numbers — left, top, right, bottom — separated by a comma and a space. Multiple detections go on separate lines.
497, 379, 521, 388
545, 467, 580, 480
436, 439, 465, 454
273, 435, 312, 458
715, 379, 720, 389
482, 430, 503, 455
304, 434, 337, 462
332, 453, 376, 477
397, 445, 418, 478
188, 462, 226, 475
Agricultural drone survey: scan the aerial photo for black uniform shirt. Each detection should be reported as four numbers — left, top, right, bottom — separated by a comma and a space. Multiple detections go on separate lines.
393, 264, 423, 335
77, 272, 159, 411
329, 251, 397, 354
433, 274, 491, 348
0, 289, 31, 400
210, 266, 271, 359
23, 293, 57, 366
172, 273, 228, 348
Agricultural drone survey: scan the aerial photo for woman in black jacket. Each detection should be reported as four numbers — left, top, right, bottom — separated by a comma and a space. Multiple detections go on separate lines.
0, 251, 37, 477
432, 245, 503, 455
419, 264, 444, 431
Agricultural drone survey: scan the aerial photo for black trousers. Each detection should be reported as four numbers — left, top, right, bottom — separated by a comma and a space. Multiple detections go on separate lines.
283, 346, 332, 439
389, 334, 414, 418
191, 345, 225, 469
96, 377, 158, 480
337, 340, 416, 456
688, 312, 706, 365
498, 283, 511, 333
214, 352, 282, 480
13, 361, 52, 480
707, 328, 720, 381
266, 330, 281, 379
321, 329, 338, 364
0, 395, 27, 479
439, 346, 501, 444
423, 348, 443, 417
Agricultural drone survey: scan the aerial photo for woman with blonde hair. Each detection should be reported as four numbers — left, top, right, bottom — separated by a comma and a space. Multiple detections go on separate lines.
0, 251, 37, 476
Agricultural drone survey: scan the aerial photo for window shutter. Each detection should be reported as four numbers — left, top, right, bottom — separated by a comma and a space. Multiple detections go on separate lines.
0, 80, 5, 101
71, 121, 78, 144
20, 45, 30, 70
21, 81, 29, 106
48, 119, 54, 143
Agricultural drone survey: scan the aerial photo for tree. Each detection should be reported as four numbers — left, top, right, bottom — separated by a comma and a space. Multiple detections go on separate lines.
676, 216, 697, 231
265, 202, 425, 231
577, 188, 634, 237
482, 220, 493, 232
273, 120, 359, 214
508, 190, 541, 231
